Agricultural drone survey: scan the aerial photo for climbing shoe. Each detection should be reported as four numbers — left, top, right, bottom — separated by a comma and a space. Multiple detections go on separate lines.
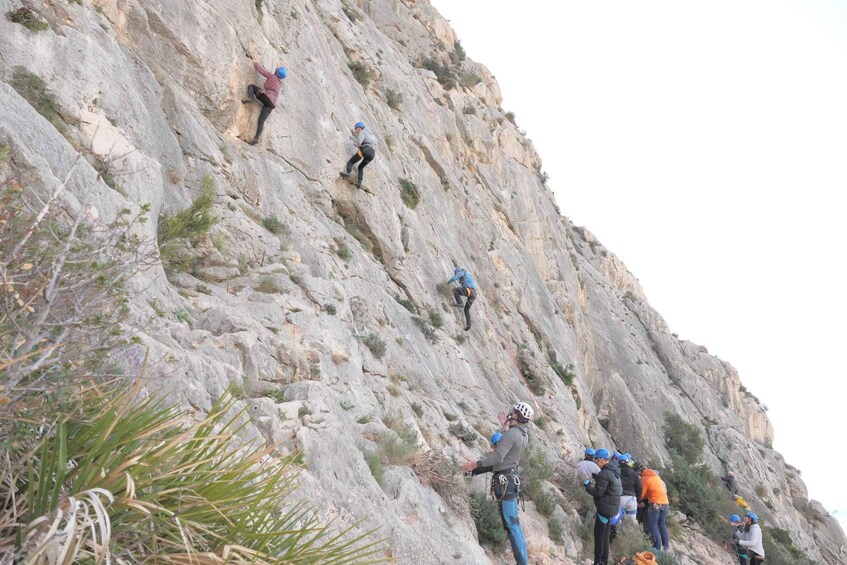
464, 323, 471, 331
453, 302, 464, 307
241, 99, 252, 104
356, 182, 363, 189
248, 138, 259, 146
339, 171, 352, 178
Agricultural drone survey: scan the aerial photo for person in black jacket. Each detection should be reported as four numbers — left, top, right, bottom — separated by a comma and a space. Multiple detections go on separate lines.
618, 453, 641, 522
584, 448, 622, 565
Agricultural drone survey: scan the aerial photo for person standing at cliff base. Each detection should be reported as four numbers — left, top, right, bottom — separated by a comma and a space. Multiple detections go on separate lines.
446, 266, 477, 331
574, 447, 601, 482
461, 402, 533, 565
640, 467, 671, 554
584, 448, 622, 565
340, 122, 376, 189
727, 514, 749, 565
241, 56, 287, 145
735, 512, 765, 564
618, 453, 641, 522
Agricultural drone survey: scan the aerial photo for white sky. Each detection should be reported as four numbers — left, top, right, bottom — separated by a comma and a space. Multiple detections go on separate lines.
431, 0, 847, 531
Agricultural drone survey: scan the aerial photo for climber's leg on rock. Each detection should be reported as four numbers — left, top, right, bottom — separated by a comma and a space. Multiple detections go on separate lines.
343, 152, 361, 177
355, 146, 375, 188
250, 93, 275, 143
452, 287, 464, 307
242, 84, 260, 104
463, 288, 476, 331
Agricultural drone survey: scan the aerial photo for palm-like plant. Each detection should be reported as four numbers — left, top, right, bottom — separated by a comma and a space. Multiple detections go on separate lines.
1, 384, 385, 563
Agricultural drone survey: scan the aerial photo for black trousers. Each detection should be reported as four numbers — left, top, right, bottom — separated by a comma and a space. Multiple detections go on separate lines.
453, 287, 477, 327
593, 514, 611, 565
345, 145, 375, 183
247, 84, 275, 140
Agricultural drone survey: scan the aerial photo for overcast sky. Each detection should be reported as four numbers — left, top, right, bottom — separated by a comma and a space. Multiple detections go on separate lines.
431, 0, 847, 530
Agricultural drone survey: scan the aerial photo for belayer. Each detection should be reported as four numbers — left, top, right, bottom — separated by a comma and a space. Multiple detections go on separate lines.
574, 447, 601, 482
584, 448, 622, 565
446, 266, 477, 331
618, 453, 641, 522
640, 467, 671, 554
461, 402, 534, 565
734, 512, 765, 564
242, 56, 287, 145
726, 514, 749, 565
340, 122, 376, 189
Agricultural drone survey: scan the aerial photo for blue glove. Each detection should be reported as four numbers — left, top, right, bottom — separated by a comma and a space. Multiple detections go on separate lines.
584, 479, 591, 486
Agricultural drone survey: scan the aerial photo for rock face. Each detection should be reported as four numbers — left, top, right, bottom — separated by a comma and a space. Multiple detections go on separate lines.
1, 0, 844, 563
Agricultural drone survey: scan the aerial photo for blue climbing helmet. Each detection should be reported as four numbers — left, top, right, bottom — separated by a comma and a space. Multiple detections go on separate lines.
584, 447, 596, 457
490, 432, 502, 446
354, 121, 366, 130
730, 514, 742, 523
746, 512, 759, 523
275, 67, 288, 79
454, 266, 464, 274
594, 448, 611, 460
622, 452, 632, 462
613, 451, 623, 460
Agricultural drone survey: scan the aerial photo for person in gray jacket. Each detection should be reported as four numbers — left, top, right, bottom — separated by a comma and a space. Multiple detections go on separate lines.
574, 447, 602, 482
461, 402, 534, 565
340, 121, 376, 189
735, 512, 765, 564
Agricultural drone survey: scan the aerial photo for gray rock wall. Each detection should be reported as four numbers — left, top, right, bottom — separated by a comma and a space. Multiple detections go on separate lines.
1, 0, 843, 562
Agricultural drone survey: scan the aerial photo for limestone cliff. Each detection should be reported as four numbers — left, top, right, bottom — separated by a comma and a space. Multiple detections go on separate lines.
1, 0, 844, 563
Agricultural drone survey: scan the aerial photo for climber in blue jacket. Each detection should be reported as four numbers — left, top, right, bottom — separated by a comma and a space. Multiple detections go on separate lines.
446, 266, 477, 331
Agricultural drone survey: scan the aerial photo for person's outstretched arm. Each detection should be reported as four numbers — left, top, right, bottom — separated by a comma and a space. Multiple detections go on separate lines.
470, 464, 493, 476
253, 60, 273, 79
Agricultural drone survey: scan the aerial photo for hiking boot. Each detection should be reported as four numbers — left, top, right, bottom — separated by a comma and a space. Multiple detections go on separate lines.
339, 171, 352, 178
356, 181, 363, 189
248, 138, 259, 146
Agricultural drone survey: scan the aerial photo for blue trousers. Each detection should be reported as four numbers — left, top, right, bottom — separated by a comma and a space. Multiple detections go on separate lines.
499, 498, 528, 565
646, 503, 670, 551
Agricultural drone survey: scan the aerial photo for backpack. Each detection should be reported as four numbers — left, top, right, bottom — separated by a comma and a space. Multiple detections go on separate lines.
633, 551, 657, 564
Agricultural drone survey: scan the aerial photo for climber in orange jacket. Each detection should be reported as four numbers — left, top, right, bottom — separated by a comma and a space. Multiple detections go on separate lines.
640, 468, 670, 554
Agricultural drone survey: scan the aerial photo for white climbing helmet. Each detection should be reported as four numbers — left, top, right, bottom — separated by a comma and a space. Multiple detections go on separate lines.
513, 401, 534, 422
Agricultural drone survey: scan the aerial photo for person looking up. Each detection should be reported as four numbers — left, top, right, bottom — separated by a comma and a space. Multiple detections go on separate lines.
461, 402, 534, 565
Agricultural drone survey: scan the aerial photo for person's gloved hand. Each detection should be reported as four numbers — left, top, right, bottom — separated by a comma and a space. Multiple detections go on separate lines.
591, 472, 598, 479
584, 479, 591, 486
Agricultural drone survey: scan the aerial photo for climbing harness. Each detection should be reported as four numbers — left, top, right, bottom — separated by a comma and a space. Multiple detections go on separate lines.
491, 468, 522, 504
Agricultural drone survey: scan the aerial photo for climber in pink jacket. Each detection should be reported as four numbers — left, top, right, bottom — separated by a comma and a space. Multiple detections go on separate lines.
241, 56, 287, 145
